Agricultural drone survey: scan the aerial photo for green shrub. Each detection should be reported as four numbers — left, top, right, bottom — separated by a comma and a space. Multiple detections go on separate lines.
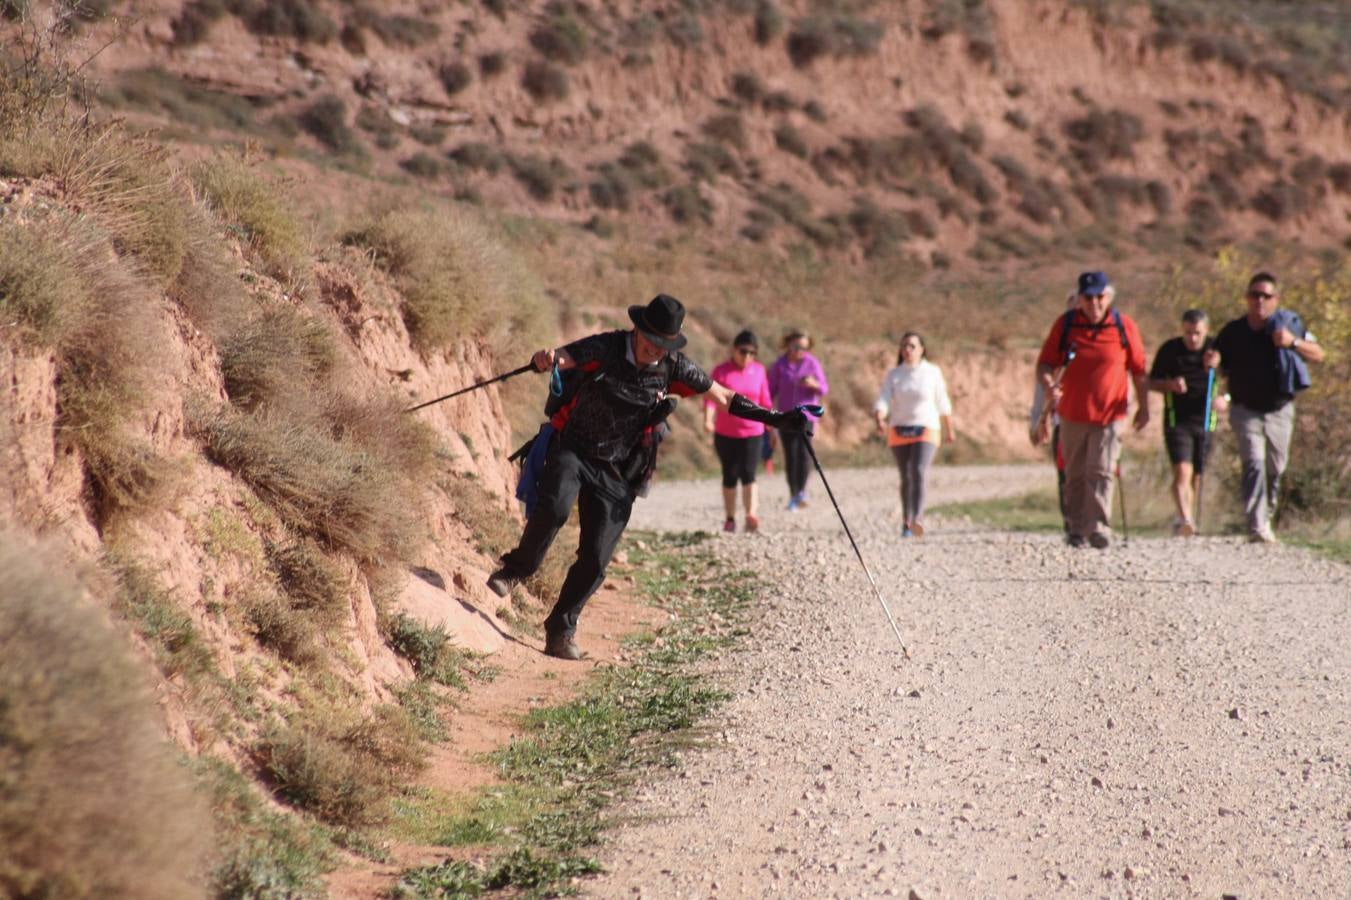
238, 0, 337, 43
786, 15, 883, 67
753, 0, 783, 45
298, 95, 364, 156
730, 70, 765, 105
173, 0, 228, 45
449, 140, 505, 173
438, 60, 473, 95
666, 13, 703, 48
685, 140, 741, 181
664, 182, 711, 225
479, 51, 506, 77
389, 614, 481, 688
773, 123, 809, 159
521, 60, 570, 101
0, 536, 210, 899
192, 153, 308, 279
529, 12, 589, 64
102, 67, 261, 134
245, 588, 323, 665
400, 152, 446, 179
509, 153, 571, 201
1063, 107, 1144, 160
589, 163, 635, 211
1251, 179, 1309, 221
702, 112, 747, 150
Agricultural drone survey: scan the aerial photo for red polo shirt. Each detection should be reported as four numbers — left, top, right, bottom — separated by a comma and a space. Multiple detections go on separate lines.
1037, 310, 1147, 426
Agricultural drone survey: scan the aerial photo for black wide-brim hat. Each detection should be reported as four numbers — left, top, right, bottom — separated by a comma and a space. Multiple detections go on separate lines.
628, 293, 688, 350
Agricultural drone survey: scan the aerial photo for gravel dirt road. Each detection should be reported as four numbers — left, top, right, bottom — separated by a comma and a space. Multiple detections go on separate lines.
590, 464, 1351, 898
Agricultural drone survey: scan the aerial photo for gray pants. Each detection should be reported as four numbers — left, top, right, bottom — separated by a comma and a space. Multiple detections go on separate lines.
1058, 420, 1122, 538
1229, 402, 1295, 535
890, 442, 937, 525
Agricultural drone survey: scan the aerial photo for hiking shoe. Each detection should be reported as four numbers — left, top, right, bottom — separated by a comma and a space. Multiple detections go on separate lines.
544, 632, 583, 661
1177, 518, 1196, 537
911, 520, 925, 538
1248, 528, 1278, 544
486, 569, 518, 598
1089, 533, 1110, 549
901, 525, 913, 538
787, 495, 800, 512
723, 517, 736, 533
1066, 534, 1087, 548
744, 515, 760, 533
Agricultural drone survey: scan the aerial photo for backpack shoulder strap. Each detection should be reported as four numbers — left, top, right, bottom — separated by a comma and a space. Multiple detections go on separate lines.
1057, 310, 1077, 357
1111, 308, 1127, 348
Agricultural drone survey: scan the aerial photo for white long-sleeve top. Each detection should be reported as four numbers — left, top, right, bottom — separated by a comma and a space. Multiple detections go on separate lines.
874, 360, 953, 431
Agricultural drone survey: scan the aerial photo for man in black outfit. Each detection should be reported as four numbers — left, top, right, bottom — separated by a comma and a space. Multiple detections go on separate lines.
1148, 309, 1226, 536
487, 294, 811, 660
1214, 272, 1324, 543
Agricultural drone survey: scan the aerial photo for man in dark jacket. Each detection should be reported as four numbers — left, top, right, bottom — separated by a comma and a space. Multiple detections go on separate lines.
1214, 272, 1324, 543
487, 294, 811, 659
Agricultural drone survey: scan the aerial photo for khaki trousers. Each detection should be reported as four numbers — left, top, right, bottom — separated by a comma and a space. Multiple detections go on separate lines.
1058, 420, 1123, 538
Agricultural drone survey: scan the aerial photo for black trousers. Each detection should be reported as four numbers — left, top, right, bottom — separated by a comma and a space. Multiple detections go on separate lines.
499, 441, 634, 637
780, 430, 812, 497
714, 433, 760, 487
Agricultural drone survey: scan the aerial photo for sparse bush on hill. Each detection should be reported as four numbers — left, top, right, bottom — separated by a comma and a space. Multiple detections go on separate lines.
235, 0, 337, 44
219, 305, 337, 408
349, 5, 440, 47
685, 140, 742, 181
666, 12, 704, 48
530, 11, 589, 64
409, 123, 446, 146
754, 0, 783, 45
786, 15, 883, 68
479, 50, 506, 78
521, 59, 570, 101
702, 112, 747, 151
1063, 107, 1144, 163
0, 536, 210, 900
1250, 179, 1309, 222
589, 163, 635, 211
438, 60, 473, 96
773, 123, 809, 159
400, 151, 447, 179
846, 197, 910, 259
297, 95, 364, 156
617, 140, 670, 188
730, 70, 765, 105
664, 182, 711, 225
449, 140, 505, 174
509, 153, 571, 201
1330, 163, 1351, 194
172, 0, 228, 46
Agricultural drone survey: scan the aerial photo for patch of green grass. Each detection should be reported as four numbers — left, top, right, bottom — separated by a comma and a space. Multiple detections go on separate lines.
389, 613, 496, 689
929, 486, 1066, 534
391, 530, 747, 898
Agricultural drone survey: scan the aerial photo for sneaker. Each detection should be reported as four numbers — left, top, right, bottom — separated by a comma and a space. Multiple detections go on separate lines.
910, 520, 925, 538
486, 568, 518, 598
1177, 518, 1195, 537
1066, 534, 1087, 548
723, 517, 736, 533
1248, 528, 1278, 544
544, 632, 583, 660
744, 514, 760, 533
787, 494, 801, 512
797, 492, 809, 509
901, 525, 913, 538
1089, 533, 1110, 549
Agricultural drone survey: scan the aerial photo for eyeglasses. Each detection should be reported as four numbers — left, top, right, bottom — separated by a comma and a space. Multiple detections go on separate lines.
735, 347, 757, 356
1247, 290, 1276, 300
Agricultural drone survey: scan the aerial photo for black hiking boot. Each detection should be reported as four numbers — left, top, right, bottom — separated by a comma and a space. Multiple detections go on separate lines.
1089, 533, 1110, 549
1066, 534, 1087, 548
544, 632, 583, 661
486, 568, 518, 598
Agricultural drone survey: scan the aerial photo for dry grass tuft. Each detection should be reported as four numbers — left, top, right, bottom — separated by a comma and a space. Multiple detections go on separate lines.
191, 152, 309, 279
220, 304, 338, 407
198, 402, 427, 565
257, 704, 425, 827
0, 534, 211, 899
344, 206, 549, 356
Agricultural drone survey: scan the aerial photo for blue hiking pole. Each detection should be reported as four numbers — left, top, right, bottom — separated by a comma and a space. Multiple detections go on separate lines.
1195, 366, 1216, 534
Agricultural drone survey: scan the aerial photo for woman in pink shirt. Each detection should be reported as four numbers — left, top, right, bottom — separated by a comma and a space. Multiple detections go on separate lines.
704, 329, 773, 532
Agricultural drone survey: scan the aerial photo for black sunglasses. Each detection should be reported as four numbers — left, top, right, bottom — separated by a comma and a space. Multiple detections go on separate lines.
735, 346, 757, 355
1247, 289, 1276, 300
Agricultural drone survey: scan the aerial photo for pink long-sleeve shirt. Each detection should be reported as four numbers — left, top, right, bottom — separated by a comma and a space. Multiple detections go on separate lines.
704, 359, 772, 438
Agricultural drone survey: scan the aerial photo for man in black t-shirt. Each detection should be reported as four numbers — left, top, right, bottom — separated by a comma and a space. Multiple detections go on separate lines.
1148, 309, 1225, 536
486, 294, 810, 660
1214, 272, 1324, 543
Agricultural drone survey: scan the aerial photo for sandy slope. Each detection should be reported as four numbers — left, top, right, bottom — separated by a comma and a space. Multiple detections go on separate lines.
590, 464, 1351, 898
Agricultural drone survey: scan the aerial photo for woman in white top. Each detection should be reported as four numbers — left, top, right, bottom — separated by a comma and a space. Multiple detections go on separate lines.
873, 332, 955, 537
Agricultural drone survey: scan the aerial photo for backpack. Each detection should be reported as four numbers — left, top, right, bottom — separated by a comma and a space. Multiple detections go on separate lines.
1057, 308, 1127, 357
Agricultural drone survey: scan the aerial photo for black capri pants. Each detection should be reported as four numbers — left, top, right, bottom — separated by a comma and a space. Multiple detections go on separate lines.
714, 434, 760, 488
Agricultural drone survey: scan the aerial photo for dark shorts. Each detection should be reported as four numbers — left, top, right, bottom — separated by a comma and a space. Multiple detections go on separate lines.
714, 433, 760, 487
1164, 421, 1214, 472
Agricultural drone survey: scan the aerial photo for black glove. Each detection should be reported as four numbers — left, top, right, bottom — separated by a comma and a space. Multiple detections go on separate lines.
728, 394, 814, 434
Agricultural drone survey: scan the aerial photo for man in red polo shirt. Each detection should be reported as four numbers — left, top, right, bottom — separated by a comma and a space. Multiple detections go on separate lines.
1036, 271, 1149, 549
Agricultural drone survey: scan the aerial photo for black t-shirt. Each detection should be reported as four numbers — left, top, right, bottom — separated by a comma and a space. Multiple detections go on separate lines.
559, 330, 712, 463
1215, 316, 1293, 413
1149, 336, 1216, 426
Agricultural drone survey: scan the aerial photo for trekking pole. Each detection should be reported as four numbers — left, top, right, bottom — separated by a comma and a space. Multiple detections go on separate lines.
799, 418, 911, 660
1195, 367, 1216, 534
1116, 463, 1129, 544
404, 363, 535, 413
